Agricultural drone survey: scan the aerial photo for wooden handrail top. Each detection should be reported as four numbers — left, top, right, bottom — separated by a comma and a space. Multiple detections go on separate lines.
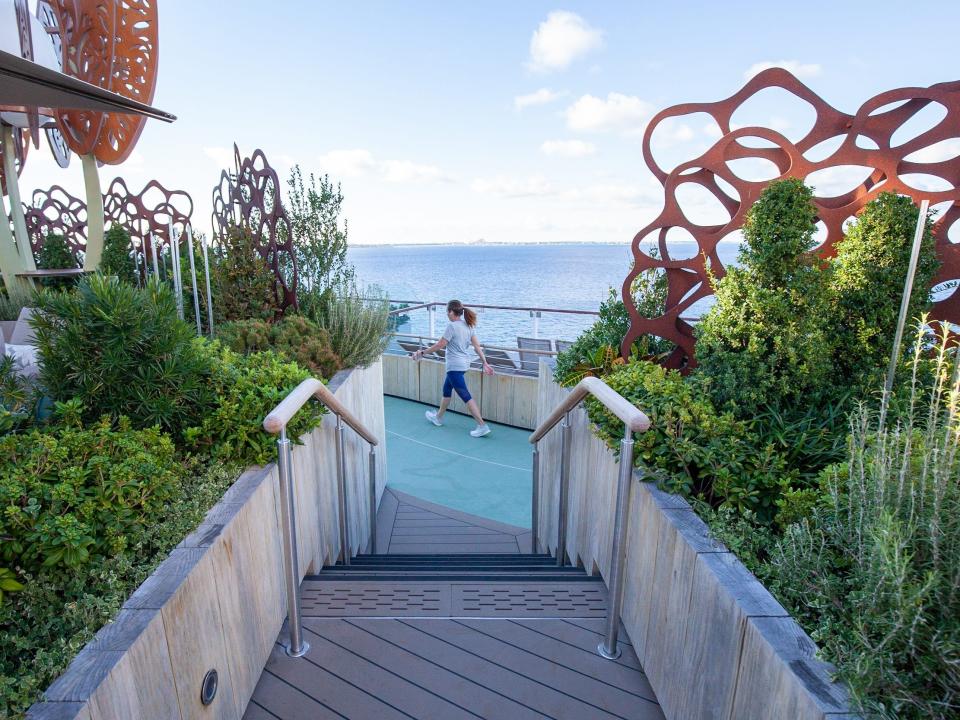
390, 333, 559, 356
529, 376, 650, 443
263, 378, 379, 444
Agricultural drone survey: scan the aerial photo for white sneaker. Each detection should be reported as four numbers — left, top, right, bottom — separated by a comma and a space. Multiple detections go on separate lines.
470, 424, 491, 438
425, 410, 443, 427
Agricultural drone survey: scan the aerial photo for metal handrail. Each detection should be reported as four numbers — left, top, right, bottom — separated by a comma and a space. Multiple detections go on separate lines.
262, 378, 380, 657
387, 300, 601, 317
529, 376, 650, 661
389, 332, 559, 357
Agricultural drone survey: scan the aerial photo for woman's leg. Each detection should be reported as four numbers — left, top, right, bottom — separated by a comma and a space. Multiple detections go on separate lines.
448, 372, 487, 427
436, 396, 451, 420
465, 399, 485, 426
437, 373, 455, 420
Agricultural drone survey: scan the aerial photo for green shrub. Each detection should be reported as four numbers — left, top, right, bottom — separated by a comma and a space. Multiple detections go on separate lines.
211, 225, 279, 322
34, 233, 78, 290
761, 323, 960, 718
184, 341, 325, 465
0, 356, 42, 435
218, 314, 342, 378
696, 178, 837, 417
586, 360, 791, 522
307, 281, 389, 369
0, 460, 239, 719
100, 225, 138, 285
0, 568, 23, 605
0, 288, 32, 322
0, 416, 182, 572
31, 275, 212, 436
831, 192, 939, 390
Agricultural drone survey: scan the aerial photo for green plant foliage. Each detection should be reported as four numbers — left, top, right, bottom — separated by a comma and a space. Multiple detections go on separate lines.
99, 225, 138, 285
31, 275, 213, 436
0, 460, 239, 718
283, 165, 354, 295
306, 281, 390, 369
0, 416, 182, 572
759, 324, 960, 719
696, 178, 837, 417
217, 314, 342, 378
34, 233, 78, 290
586, 359, 791, 522
183, 341, 325, 465
831, 192, 939, 389
0, 568, 23, 605
0, 287, 32, 322
0, 356, 42, 435
210, 225, 279, 322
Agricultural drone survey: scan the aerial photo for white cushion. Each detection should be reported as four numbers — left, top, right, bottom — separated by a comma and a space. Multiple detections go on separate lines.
5, 343, 39, 380
9, 307, 35, 345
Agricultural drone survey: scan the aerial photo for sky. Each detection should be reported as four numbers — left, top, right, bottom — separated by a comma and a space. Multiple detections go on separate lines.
15, 0, 960, 246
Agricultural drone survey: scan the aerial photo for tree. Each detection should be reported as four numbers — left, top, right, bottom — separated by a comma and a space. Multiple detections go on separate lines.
35, 233, 78, 289
100, 225, 138, 285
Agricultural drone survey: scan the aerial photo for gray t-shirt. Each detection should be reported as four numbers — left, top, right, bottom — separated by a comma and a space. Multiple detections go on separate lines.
442, 319, 476, 371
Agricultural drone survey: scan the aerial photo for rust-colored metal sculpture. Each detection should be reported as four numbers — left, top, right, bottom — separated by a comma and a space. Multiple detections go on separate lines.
50, 0, 159, 164
211, 144, 298, 311
25, 178, 193, 269
623, 68, 960, 368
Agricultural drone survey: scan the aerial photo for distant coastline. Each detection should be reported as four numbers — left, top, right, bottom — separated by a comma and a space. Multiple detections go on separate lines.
350, 239, 745, 249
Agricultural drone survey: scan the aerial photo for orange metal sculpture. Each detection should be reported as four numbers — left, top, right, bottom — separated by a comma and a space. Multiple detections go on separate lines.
50, 0, 159, 164
623, 68, 960, 369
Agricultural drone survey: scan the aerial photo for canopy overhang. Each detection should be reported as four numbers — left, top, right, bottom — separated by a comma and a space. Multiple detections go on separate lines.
0, 49, 175, 121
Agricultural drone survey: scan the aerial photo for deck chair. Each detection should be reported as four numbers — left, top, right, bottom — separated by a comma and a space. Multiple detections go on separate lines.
555, 340, 574, 354
517, 336, 552, 374
481, 347, 519, 373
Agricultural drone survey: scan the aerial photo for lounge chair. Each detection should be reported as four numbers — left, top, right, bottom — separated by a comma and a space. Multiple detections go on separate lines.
517, 336, 552, 374
3, 307, 39, 380
555, 340, 574, 354
481, 347, 519, 372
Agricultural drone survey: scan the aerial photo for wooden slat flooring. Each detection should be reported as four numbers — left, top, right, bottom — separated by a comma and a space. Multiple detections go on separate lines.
246, 618, 664, 720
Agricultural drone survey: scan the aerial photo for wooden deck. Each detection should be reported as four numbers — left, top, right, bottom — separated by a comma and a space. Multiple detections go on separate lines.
376, 488, 533, 554
244, 493, 664, 719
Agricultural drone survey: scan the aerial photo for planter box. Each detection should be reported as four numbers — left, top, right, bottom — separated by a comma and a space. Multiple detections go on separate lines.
27, 360, 387, 720
536, 364, 860, 720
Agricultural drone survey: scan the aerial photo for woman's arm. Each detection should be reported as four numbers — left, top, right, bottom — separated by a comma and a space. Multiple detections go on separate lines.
412, 337, 447, 360
471, 336, 494, 375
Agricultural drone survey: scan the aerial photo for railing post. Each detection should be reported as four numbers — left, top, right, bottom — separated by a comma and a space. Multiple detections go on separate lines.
557, 412, 572, 566
598, 424, 635, 660
531, 443, 540, 554
368, 442, 377, 554
428, 304, 436, 339
277, 427, 308, 657
334, 415, 351, 565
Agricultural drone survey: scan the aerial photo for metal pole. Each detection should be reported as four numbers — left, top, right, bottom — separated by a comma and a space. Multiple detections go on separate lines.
185, 226, 203, 335
557, 412, 572, 566
599, 424, 635, 660
428, 305, 436, 339
277, 427, 309, 657
368, 443, 377, 554
879, 199, 930, 431
201, 232, 215, 337
149, 232, 159, 279
532, 311, 541, 339
169, 223, 184, 320
334, 415, 351, 565
130, 234, 142, 287
531, 443, 540, 554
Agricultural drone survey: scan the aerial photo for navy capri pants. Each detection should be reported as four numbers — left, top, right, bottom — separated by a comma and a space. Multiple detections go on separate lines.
443, 371, 472, 403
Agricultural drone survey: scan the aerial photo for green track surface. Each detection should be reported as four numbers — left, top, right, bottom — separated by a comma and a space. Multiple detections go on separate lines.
384, 395, 532, 527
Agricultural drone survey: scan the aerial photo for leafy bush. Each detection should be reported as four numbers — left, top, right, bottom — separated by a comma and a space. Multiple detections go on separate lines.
100, 225, 138, 285
0, 356, 41, 436
31, 275, 212, 436
0, 288, 31, 322
184, 341, 325, 465
586, 359, 791, 522
211, 225, 279, 321
831, 192, 939, 389
760, 324, 960, 718
217, 314, 342, 378
696, 178, 837, 417
0, 416, 181, 572
306, 281, 390, 369
34, 233, 78, 290
1, 460, 239, 718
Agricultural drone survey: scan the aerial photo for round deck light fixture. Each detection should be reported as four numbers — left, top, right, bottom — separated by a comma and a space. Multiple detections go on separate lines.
201, 669, 218, 705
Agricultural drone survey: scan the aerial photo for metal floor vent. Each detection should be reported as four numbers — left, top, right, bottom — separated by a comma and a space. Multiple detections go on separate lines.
301, 584, 445, 616
454, 584, 607, 617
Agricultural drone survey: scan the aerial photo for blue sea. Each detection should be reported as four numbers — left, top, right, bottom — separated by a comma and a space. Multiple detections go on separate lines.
348, 242, 742, 345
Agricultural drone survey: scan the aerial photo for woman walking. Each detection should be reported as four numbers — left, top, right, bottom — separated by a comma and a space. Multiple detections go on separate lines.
412, 300, 494, 437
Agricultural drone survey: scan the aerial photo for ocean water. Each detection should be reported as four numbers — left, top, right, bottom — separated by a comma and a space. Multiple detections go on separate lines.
348, 242, 742, 345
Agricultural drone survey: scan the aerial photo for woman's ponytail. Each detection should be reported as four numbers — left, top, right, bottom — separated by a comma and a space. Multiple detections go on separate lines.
447, 299, 477, 327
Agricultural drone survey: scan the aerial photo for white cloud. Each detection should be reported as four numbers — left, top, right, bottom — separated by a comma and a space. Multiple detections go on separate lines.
380, 160, 449, 184
203, 146, 234, 169
905, 138, 960, 163
565, 92, 652, 134
575, 184, 651, 204
528, 11, 603, 72
540, 139, 595, 157
744, 60, 822, 80
318, 149, 377, 177
471, 175, 555, 198
514, 88, 564, 110
703, 122, 723, 139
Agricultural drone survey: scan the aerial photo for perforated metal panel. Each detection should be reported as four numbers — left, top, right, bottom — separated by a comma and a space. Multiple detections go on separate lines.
453, 584, 608, 617
301, 583, 448, 616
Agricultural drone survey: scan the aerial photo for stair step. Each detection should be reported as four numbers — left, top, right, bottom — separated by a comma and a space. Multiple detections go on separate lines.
356, 553, 553, 560
305, 572, 601, 582
326, 566, 584, 574
348, 559, 559, 566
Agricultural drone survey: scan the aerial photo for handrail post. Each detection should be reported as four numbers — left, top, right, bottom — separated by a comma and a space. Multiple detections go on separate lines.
531, 443, 540, 554
598, 424, 635, 660
557, 412, 572, 566
277, 427, 309, 657
368, 442, 377, 554
335, 415, 351, 565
